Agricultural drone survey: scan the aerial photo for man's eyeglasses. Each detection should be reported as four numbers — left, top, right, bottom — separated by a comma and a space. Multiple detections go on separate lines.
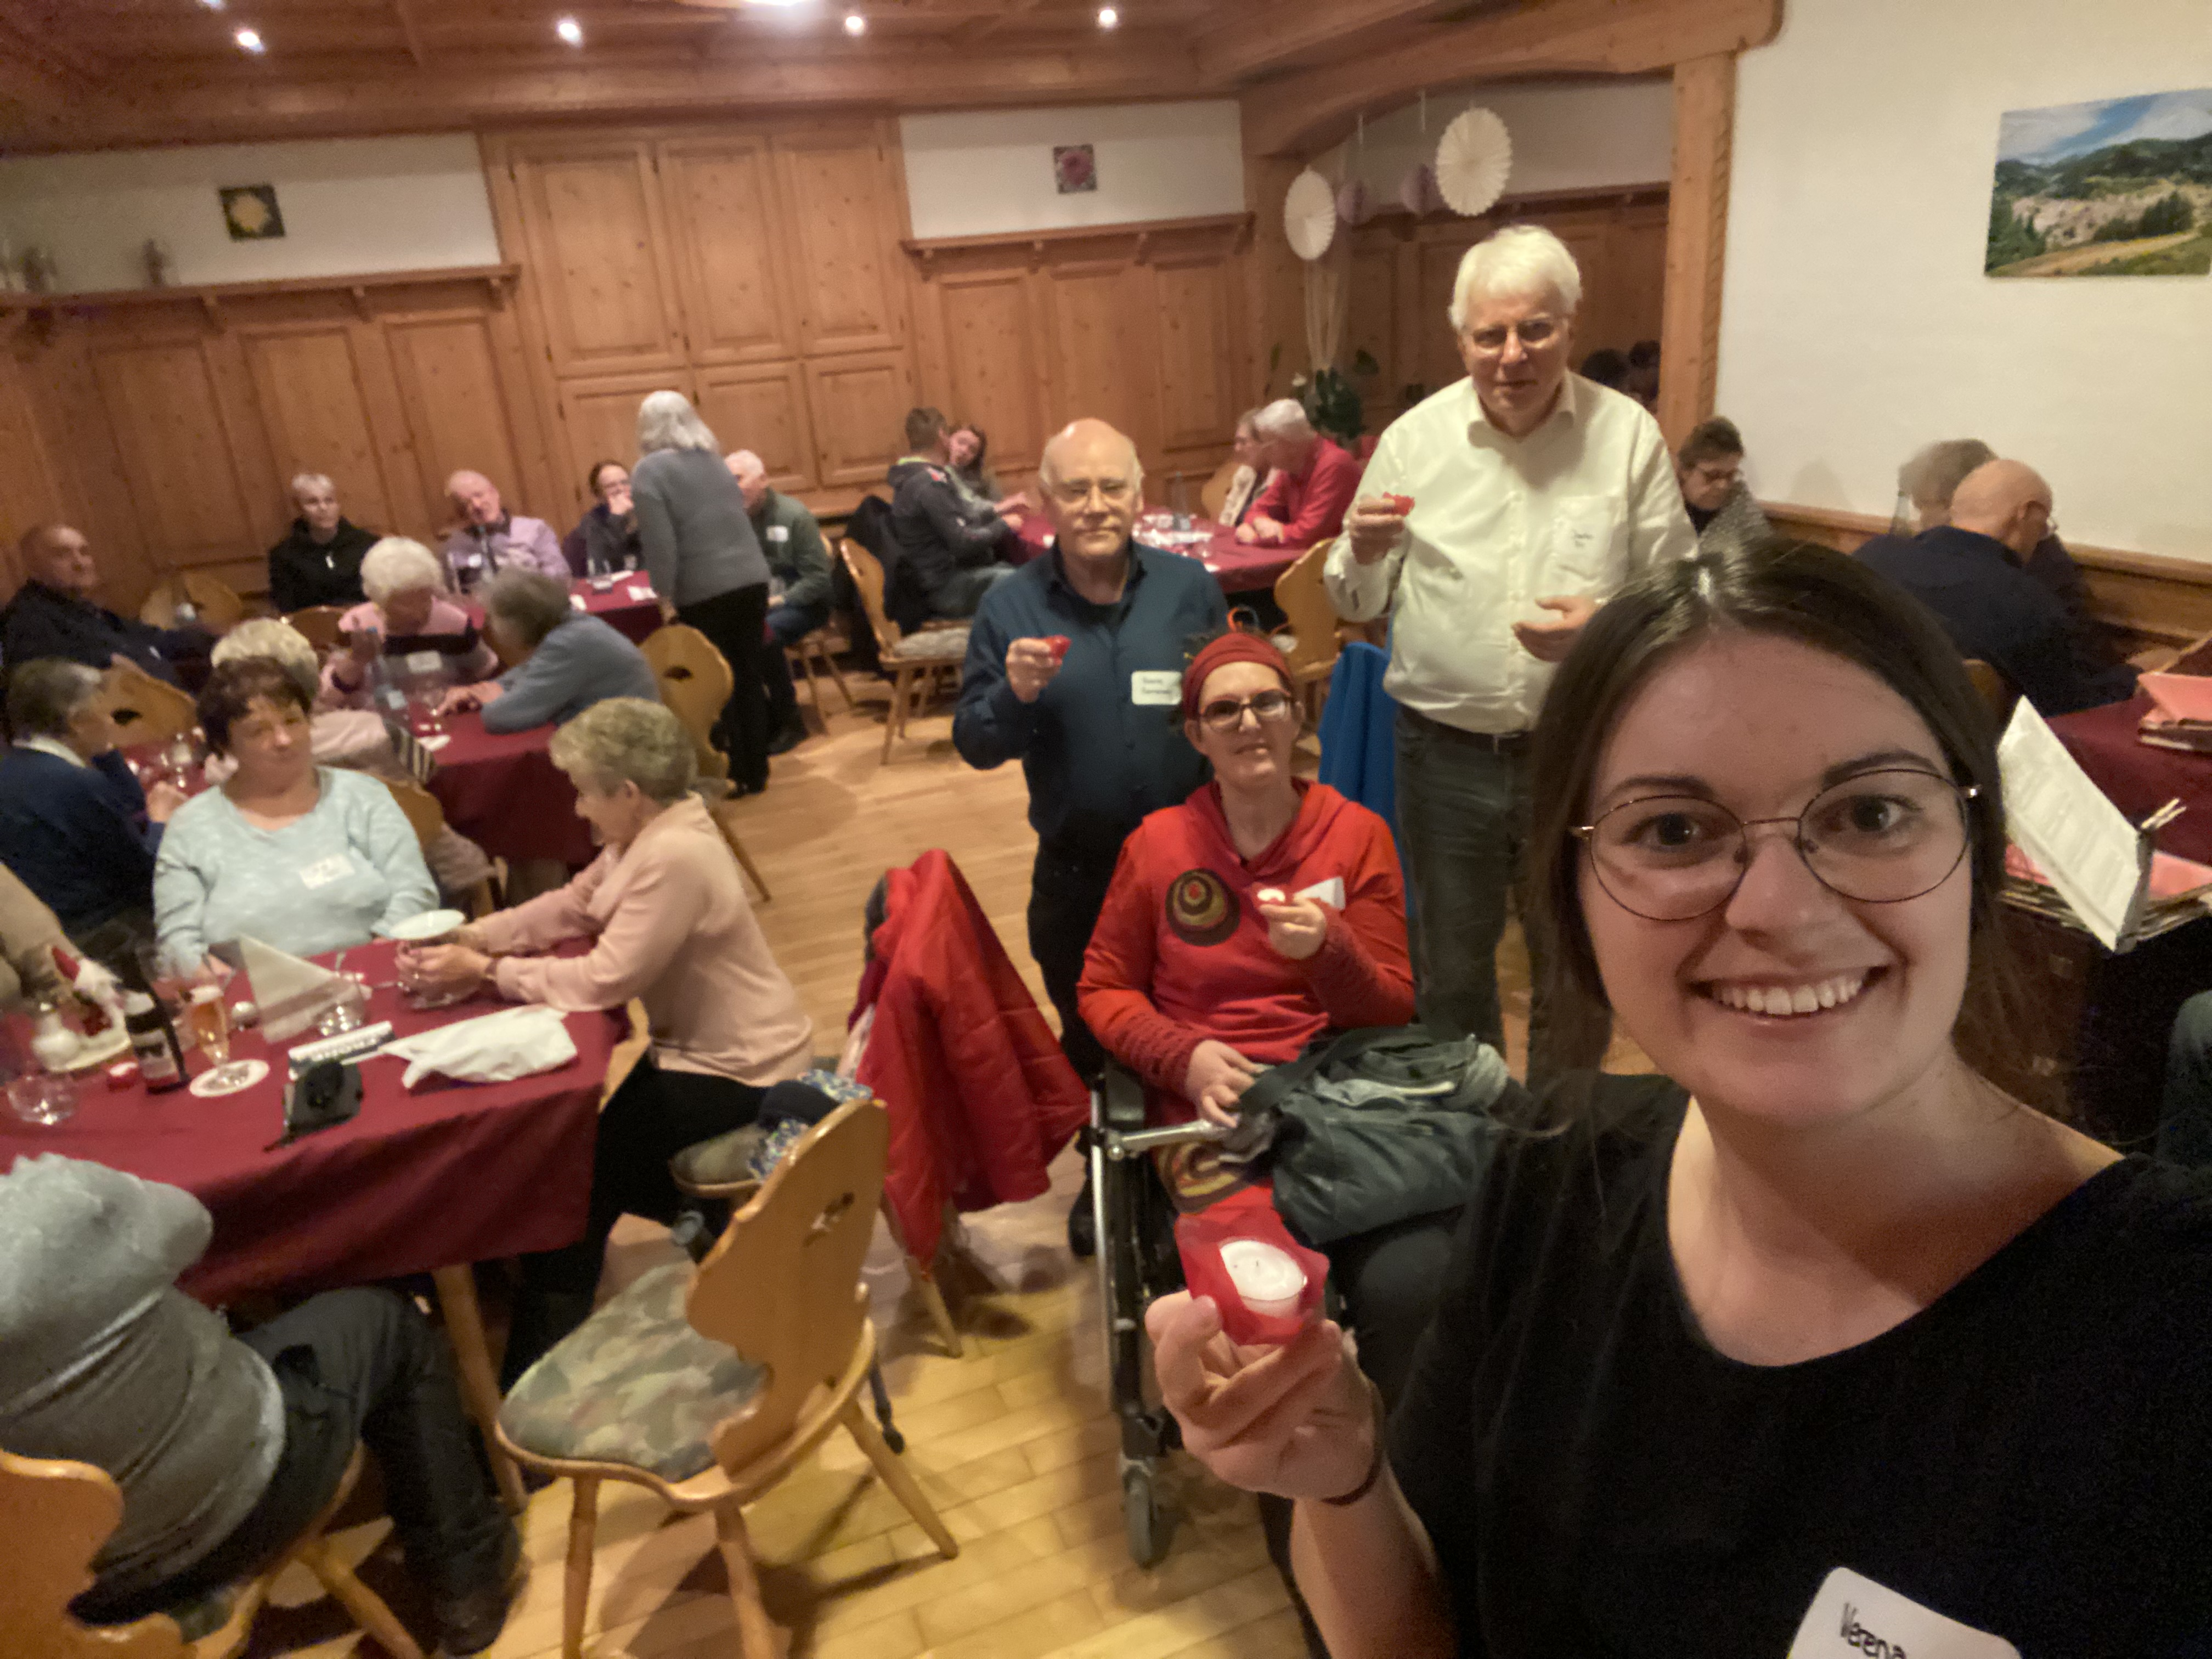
1197, 690, 1297, 732
1048, 477, 1136, 507
1462, 317, 1561, 357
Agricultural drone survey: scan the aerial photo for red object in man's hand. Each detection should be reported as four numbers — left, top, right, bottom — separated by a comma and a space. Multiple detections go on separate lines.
1384, 493, 1415, 515
1043, 635, 1071, 662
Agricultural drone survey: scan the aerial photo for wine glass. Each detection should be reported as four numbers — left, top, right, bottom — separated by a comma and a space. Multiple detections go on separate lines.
184, 965, 254, 1092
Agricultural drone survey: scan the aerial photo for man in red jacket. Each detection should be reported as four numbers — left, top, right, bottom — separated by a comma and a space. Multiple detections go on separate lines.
1235, 400, 1360, 549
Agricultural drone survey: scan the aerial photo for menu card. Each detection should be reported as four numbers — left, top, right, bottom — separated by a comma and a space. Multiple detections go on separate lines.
1996, 698, 2147, 949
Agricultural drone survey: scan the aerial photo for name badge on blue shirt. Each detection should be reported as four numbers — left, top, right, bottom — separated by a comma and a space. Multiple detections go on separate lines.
1131, 670, 1182, 707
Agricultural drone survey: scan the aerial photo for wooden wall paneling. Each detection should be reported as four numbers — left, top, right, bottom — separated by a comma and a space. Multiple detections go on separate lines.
923, 259, 1050, 475
551, 369, 681, 506
1613, 203, 1669, 354
659, 134, 800, 366
238, 319, 402, 537
505, 138, 687, 377
1414, 229, 1479, 403
383, 311, 536, 535
2, 326, 158, 607
1658, 53, 1735, 449
773, 125, 911, 358
0, 338, 67, 594
1149, 253, 1238, 459
803, 348, 916, 488
1344, 238, 1400, 426
1040, 257, 1156, 468
695, 361, 818, 494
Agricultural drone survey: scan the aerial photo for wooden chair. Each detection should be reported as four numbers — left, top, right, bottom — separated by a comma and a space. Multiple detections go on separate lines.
640, 624, 772, 902
380, 776, 498, 917
496, 1098, 958, 1659
1272, 541, 1347, 724
1963, 657, 2018, 726
838, 540, 968, 764
93, 664, 198, 749
284, 606, 348, 654
787, 622, 853, 715
1198, 456, 1240, 522
1, 1444, 424, 1659
138, 573, 243, 635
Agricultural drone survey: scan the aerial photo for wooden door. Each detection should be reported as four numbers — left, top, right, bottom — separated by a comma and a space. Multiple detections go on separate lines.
774, 127, 909, 358
660, 135, 799, 367
239, 321, 403, 536
926, 264, 1048, 475
91, 337, 262, 572
1150, 255, 1237, 457
551, 370, 676, 507
803, 349, 913, 488
1040, 258, 1154, 462
383, 313, 535, 534
508, 139, 686, 376
696, 362, 817, 494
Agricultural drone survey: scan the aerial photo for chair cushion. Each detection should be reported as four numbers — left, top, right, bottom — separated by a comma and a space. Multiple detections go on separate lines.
887, 627, 968, 661
499, 1262, 762, 1482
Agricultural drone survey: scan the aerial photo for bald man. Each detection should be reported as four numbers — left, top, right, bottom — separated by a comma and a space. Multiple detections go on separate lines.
0, 525, 207, 687
1857, 459, 2135, 716
729, 450, 833, 753
955, 420, 1228, 1223
438, 470, 567, 594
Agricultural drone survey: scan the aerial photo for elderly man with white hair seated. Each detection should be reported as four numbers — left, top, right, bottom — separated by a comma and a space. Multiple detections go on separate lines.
727, 448, 834, 753
440, 470, 568, 594
1325, 223, 1695, 1082
265, 471, 377, 613
1234, 398, 1360, 549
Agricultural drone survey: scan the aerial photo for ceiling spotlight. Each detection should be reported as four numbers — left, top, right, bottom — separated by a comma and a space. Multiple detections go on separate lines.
1097, 5, 1119, 26
555, 15, 583, 44
197, 0, 225, 10
843, 10, 865, 33
234, 25, 264, 51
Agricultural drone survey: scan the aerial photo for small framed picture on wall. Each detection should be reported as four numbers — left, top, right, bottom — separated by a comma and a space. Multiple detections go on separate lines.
219, 184, 286, 241
1054, 144, 1098, 195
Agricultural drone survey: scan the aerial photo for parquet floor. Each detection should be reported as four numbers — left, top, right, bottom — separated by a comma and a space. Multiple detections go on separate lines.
236, 672, 1578, 1659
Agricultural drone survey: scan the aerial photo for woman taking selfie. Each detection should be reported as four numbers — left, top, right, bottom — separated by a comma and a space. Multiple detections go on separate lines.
1146, 541, 2212, 1656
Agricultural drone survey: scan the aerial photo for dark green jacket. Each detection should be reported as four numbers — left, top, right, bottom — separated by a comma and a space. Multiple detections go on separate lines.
752, 489, 833, 615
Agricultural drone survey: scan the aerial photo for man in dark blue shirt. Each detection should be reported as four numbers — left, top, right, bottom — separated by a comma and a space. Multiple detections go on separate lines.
1855, 460, 2135, 718
0, 525, 208, 689
955, 419, 1228, 1104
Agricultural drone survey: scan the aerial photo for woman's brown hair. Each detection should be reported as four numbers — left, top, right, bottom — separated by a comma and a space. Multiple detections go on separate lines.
197, 657, 312, 757
1525, 539, 2030, 1100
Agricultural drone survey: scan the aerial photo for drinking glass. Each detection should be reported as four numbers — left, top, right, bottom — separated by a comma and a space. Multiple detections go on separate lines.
7, 1067, 79, 1127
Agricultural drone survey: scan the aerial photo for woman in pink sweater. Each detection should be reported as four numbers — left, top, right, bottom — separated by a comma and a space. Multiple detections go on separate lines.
398, 695, 812, 1384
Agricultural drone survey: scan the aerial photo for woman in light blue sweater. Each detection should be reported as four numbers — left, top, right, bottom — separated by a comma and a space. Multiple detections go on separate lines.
154, 659, 435, 967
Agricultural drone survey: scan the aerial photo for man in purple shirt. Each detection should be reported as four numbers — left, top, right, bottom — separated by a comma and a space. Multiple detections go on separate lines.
439, 471, 568, 594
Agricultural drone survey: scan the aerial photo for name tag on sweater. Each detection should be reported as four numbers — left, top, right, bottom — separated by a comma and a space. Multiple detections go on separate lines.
298, 854, 356, 890
767, 525, 789, 543
1131, 670, 1183, 707
404, 650, 443, 675
1790, 1569, 2019, 1659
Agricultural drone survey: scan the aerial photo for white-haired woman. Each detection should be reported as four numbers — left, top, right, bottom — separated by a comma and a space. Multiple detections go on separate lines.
631, 390, 774, 794
323, 537, 499, 709
266, 471, 377, 613
1218, 407, 1274, 530
1235, 398, 1359, 549
396, 697, 813, 1383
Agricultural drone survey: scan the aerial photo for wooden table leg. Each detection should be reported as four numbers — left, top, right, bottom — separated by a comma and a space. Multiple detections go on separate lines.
431, 1263, 528, 1512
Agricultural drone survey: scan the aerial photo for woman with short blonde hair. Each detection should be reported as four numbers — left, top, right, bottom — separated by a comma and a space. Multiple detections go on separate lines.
396, 695, 812, 1384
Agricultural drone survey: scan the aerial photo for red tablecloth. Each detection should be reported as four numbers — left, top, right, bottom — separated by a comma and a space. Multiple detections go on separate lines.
1012, 515, 1302, 596
0, 940, 619, 1304
427, 710, 596, 867
2050, 695, 2212, 866
461, 577, 661, 645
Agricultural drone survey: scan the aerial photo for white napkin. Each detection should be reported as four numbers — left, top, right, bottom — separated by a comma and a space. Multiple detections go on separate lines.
381, 1005, 576, 1090
241, 935, 355, 1042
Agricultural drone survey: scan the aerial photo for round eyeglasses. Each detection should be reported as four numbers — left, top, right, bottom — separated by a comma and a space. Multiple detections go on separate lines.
1570, 768, 1979, 922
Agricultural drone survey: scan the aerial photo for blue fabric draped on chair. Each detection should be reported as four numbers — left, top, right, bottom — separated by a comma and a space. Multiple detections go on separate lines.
1317, 641, 1400, 850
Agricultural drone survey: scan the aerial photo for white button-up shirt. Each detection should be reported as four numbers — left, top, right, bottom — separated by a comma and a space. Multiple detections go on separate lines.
1323, 374, 1695, 735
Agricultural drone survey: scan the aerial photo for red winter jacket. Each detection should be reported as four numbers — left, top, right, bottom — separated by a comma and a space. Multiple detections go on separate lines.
1077, 780, 1413, 1122
855, 850, 1088, 1263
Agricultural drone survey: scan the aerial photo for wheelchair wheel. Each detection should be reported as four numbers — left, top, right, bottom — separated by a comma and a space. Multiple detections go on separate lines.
1122, 1462, 1169, 1568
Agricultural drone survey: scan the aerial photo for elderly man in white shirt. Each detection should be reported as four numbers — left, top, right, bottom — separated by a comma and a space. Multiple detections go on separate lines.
1324, 225, 1695, 1080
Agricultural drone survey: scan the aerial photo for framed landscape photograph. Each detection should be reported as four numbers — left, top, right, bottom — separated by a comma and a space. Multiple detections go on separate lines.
1987, 88, 2212, 278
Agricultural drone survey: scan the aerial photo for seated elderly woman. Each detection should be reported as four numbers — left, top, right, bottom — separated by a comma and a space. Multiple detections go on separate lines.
439, 568, 658, 734
0, 658, 182, 968
154, 659, 436, 967
323, 536, 500, 709
396, 697, 814, 1383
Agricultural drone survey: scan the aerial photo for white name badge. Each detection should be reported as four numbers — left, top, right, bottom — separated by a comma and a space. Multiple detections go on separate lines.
1790, 1568, 2019, 1659
1131, 670, 1183, 707
626, 585, 653, 602
404, 650, 443, 676
297, 854, 356, 891
569, 594, 589, 610
1294, 877, 1346, 910
767, 524, 790, 543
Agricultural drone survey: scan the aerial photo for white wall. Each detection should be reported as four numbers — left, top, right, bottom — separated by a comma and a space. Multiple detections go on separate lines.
900, 101, 1245, 239
1718, 0, 2212, 561
0, 134, 501, 294
1339, 78, 1672, 202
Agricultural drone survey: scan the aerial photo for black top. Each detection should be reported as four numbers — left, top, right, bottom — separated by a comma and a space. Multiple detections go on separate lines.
264, 517, 376, 613
1389, 1074, 2212, 1657
561, 504, 641, 580
1855, 526, 2136, 715
953, 544, 1227, 864
1685, 500, 1719, 534
888, 457, 1013, 612
0, 582, 198, 687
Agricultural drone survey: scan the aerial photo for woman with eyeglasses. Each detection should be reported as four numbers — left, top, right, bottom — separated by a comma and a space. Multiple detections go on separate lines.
1142, 541, 2212, 1657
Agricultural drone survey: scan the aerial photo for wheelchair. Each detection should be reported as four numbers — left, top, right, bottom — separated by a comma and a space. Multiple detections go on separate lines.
1083, 1062, 1230, 1567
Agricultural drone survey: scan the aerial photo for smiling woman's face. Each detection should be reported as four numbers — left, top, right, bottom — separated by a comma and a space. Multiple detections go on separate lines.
1578, 631, 1975, 1128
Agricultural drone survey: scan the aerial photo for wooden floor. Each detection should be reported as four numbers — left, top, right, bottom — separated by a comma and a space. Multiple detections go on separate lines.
236, 671, 1578, 1659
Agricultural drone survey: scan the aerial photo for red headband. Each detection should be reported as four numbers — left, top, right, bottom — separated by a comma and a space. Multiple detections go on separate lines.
1182, 631, 1293, 723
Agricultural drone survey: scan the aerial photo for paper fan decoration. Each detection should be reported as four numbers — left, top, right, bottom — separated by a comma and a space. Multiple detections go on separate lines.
1398, 161, 1444, 216
1435, 107, 1513, 217
1336, 178, 1373, 227
1284, 168, 1338, 261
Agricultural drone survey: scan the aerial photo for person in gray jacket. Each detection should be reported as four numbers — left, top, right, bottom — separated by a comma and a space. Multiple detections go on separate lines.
631, 391, 773, 793
0, 1155, 518, 1651
442, 569, 659, 733
1674, 416, 1774, 558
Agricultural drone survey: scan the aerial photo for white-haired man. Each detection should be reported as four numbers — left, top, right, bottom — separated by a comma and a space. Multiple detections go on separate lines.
1324, 224, 1695, 1080
1234, 399, 1359, 549
265, 472, 376, 613
727, 449, 833, 753
439, 470, 567, 594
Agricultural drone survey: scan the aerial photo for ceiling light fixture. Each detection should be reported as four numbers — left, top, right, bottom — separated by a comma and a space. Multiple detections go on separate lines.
1097, 5, 1119, 26
198, 0, 225, 10
234, 25, 264, 51
555, 15, 583, 44
843, 11, 865, 33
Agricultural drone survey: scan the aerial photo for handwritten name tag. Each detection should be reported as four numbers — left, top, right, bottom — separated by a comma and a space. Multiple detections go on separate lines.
1790, 1568, 2019, 1659
297, 854, 356, 891
404, 650, 443, 676
768, 524, 790, 543
1131, 670, 1183, 707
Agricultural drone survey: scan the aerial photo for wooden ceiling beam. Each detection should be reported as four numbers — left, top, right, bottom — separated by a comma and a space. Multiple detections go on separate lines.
1240, 0, 1781, 156
392, 0, 431, 67
1194, 0, 1470, 86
